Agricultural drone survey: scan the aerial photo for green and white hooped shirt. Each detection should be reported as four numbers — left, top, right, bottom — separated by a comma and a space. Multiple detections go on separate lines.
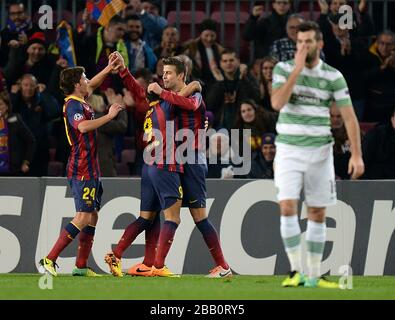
272, 59, 352, 148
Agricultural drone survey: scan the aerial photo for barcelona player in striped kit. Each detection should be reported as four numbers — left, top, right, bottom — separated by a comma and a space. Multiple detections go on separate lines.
105, 56, 200, 277
105, 53, 230, 277
39, 57, 124, 277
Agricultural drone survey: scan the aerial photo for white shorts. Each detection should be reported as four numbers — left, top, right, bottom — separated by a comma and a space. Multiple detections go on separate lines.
274, 142, 337, 207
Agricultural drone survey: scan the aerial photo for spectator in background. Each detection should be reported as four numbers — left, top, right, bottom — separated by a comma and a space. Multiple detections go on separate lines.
124, 15, 157, 73
248, 133, 276, 179
319, 13, 367, 120
362, 106, 395, 179
0, 91, 35, 176
207, 132, 237, 179
270, 14, 304, 62
154, 26, 183, 59
123, 0, 167, 49
183, 19, 224, 90
243, 0, 291, 59
4, 32, 56, 88
10, 74, 61, 176
258, 56, 278, 112
330, 104, 352, 179
0, 69, 7, 93
362, 30, 395, 122
235, 99, 277, 153
0, 1, 39, 67
206, 49, 260, 130
320, 0, 374, 40
78, 15, 127, 93
88, 93, 128, 177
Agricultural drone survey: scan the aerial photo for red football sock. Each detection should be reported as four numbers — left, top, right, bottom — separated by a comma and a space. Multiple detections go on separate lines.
196, 218, 229, 269
143, 213, 161, 267
76, 225, 95, 269
113, 217, 151, 259
154, 220, 178, 269
47, 223, 80, 262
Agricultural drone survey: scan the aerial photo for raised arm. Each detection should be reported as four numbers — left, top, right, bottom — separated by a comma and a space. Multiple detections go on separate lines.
87, 54, 120, 94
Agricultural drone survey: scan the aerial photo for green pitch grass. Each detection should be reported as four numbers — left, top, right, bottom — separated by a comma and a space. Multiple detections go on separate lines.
0, 274, 394, 300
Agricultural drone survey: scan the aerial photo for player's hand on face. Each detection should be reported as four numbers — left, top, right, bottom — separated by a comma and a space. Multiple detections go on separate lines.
108, 103, 125, 119
295, 44, 308, 72
348, 156, 365, 180
147, 82, 163, 96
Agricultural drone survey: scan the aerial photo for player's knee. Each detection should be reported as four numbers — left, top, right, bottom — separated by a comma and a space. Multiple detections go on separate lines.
307, 207, 325, 222
279, 200, 298, 216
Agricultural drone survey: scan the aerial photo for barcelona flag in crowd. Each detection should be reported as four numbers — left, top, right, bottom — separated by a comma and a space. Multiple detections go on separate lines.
86, 0, 126, 26
56, 20, 77, 67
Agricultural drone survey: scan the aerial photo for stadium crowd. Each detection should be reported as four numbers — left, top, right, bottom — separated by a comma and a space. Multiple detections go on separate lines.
0, 0, 394, 179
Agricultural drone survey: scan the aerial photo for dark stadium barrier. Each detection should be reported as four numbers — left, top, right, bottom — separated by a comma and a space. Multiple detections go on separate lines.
0, 177, 395, 275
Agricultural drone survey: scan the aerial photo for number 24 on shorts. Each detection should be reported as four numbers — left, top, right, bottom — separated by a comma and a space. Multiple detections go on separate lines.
82, 187, 96, 200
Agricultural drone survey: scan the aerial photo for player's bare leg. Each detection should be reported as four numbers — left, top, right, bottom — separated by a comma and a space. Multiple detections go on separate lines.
190, 208, 232, 278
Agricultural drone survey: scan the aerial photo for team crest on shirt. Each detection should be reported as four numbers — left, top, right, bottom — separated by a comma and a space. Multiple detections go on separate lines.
74, 113, 84, 121
319, 80, 327, 89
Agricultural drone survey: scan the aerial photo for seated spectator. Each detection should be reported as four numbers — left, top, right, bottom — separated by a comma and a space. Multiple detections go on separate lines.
125, 14, 157, 73
258, 56, 278, 112
206, 49, 260, 130
10, 74, 61, 176
0, 1, 40, 67
183, 19, 224, 90
154, 26, 183, 59
0, 91, 35, 176
243, 0, 291, 59
88, 93, 128, 177
235, 99, 277, 153
3, 32, 56, 88
330, 104, 352, 179
362, 30, 395, 122
270, 14, 304, 62
362, 106, 395, 179
248, 133, 276, 179
0, 68, 7, 93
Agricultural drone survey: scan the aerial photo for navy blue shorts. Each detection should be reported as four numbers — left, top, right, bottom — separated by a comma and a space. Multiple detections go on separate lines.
68, 178, 103, 213
181, 160, 207, 209
140, 164, 183, 212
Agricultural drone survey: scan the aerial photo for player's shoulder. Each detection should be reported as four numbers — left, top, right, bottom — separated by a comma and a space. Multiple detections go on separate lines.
65, 97, 84, 110
274, 59, 294, 73
320, 61, 343, 77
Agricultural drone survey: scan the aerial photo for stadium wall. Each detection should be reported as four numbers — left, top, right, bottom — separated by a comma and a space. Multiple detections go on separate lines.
0, 178, 394, 275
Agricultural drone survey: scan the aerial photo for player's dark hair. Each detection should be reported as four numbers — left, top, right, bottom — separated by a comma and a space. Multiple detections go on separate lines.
59, 67, 85, 95
162, 56, 186, 75
298, 21, 323, 41
125, 14, 141, 23
108, 15, 125, 26
220, 48, 238, 59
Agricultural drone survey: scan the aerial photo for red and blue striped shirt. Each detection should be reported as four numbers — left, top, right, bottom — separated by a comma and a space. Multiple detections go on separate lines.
63, 95, 100, 180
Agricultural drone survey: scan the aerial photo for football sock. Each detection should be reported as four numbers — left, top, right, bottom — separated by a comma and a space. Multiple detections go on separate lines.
143, 213, 160, 267
76, 225, 96, 268
280, 215, 302, 273
306, 220, 326, 279
196, 218, 229, 269
113, 217, 152, 259
154, 220, 178, 269
47, 222, 80, 262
